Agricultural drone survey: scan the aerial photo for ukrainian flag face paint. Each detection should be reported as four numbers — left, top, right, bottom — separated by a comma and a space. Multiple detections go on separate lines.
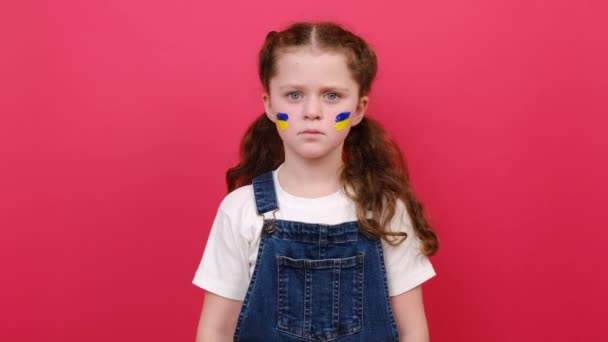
334, 111, 351, 131
276, 112, 289, 130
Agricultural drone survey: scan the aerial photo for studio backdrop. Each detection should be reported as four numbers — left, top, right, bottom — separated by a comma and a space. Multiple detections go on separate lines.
1, 0, 606, 341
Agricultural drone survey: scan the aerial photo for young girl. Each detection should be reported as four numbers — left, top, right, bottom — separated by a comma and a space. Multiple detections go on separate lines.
193, 21, 439, 342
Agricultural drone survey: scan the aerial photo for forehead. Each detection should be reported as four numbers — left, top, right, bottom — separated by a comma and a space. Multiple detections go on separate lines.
271, 48, 357, 89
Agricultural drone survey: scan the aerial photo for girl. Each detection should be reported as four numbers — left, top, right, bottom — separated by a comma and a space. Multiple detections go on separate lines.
193, 21, 439, 342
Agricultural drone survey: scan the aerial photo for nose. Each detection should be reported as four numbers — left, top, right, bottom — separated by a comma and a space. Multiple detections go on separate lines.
303, 97, 322, 120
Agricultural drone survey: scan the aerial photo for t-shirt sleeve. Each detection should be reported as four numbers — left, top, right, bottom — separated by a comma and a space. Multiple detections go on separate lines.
192, 206, 250, 301
382, 201, 436, 297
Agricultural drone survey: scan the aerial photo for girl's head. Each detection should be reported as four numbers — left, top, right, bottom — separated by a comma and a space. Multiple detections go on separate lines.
258, 22, 378, 161
227, 22, 439, 256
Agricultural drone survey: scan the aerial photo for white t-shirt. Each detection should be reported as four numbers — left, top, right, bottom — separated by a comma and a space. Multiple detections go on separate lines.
192, 164, 436, 301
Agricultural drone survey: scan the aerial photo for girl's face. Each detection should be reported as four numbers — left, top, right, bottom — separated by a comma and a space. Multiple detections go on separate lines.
263, 47, 368, 162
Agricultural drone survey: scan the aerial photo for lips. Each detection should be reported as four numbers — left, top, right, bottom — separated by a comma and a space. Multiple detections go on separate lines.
301, 129, 322, 134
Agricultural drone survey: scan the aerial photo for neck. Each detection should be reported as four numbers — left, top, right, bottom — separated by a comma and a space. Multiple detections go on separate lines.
278, 149, 344, 198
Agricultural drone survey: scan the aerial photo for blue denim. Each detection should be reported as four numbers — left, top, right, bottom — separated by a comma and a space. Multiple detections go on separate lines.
234, 171, 400, 341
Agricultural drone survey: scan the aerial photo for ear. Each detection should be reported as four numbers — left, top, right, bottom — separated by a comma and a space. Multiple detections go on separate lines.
262, 92, 276, 122
351, 95, 369, 127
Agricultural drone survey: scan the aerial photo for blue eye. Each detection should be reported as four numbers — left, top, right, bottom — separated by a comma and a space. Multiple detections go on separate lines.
326, 92, 340, 100
288, 92, 301, 100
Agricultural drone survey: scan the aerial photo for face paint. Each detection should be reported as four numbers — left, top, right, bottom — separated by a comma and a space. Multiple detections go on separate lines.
276, 112, 289, 130
334, 111, 351, 131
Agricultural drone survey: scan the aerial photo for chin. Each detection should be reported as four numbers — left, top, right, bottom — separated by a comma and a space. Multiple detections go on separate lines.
284, 142, 342, 161
298, 152, 327, 160
295, 147, 338, 160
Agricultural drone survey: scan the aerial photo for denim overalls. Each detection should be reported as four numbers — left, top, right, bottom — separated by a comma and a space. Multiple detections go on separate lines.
233, 172, 400, 341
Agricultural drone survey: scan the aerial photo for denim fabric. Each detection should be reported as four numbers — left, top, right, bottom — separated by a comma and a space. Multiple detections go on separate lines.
234, 172, 399, 341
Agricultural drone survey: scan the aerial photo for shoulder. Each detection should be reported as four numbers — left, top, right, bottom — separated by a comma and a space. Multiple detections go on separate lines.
385, 198, 413, 235
218, 184, 257, 216
216, 184, 262, 238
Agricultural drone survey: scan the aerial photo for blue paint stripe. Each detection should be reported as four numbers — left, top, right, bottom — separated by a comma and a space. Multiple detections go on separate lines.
335, 111, 351, 122
277, 112, 289, 121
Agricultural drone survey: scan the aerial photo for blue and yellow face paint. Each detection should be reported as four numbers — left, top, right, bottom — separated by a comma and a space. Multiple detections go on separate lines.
276, 112, 289, 130
334, 112, 351, 131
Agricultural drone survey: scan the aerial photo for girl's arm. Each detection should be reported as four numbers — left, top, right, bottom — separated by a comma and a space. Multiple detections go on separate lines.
390, 285, 430, 342
195, 291, 243, 342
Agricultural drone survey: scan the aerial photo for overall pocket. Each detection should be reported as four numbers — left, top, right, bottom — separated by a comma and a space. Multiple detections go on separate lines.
277, 254, 364, 341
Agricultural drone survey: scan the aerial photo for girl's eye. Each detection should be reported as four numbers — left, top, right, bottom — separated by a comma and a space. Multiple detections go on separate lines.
288, 92, 302, 100
326, 92, 340, 100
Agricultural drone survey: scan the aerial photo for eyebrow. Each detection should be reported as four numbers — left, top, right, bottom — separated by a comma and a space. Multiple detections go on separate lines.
278, 85, 351, 93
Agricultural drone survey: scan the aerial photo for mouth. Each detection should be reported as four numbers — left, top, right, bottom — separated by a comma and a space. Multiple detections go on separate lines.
300, 129, 322, 135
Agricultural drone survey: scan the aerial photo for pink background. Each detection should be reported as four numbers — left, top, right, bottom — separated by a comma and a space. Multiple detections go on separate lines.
2, 0, 607, 341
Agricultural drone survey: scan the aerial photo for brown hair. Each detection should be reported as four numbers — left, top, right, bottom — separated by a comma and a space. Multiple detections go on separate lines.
226, 22, 438, 256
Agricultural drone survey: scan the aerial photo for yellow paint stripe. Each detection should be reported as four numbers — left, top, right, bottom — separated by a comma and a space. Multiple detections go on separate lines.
277, 120, 289, 130
334, 118, 350, 131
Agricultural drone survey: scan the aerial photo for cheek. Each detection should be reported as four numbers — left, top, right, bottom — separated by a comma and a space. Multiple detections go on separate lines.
276, 112, 289, 131
334, 111, 351, 132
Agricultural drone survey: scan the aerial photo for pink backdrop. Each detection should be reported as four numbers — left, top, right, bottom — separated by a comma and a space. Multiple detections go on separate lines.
2, 0, 607, 341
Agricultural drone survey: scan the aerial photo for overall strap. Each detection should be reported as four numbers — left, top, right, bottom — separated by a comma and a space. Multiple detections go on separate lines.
252, 171, 279, 215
